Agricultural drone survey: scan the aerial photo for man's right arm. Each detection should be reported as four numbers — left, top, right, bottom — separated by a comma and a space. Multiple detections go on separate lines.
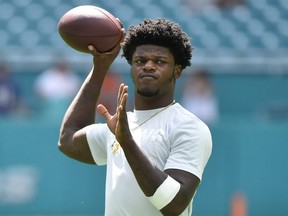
58, 70, 106, 164
57, 41, 123, 164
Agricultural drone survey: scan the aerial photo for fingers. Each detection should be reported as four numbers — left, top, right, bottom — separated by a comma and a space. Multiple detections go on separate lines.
88, 45, 98, 55
88, 45, 112, 54
120, 28, 126, 43
88, 27, 125, 57
117, 83, 124, 107
116, 18, 123, 28
88, 43, 120, 55
97, 104, 111, 121
117, 83, 128, 107
116, 91, 128, 135
120, 86, 128, 109
117, 84, 128, 121
119, 92, 128, 113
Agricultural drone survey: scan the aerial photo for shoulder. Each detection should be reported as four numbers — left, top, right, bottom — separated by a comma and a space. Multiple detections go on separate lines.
169, 103, 208, 130
168, 103, 212, 149
172, 103, 198, 118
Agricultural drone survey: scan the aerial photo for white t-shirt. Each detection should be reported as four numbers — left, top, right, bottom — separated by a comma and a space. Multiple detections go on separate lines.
86, 103, 212, 216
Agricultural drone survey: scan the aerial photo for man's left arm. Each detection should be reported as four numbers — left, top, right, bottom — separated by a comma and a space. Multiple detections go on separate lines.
114, 97, 203, 215
100, 86, 211, 216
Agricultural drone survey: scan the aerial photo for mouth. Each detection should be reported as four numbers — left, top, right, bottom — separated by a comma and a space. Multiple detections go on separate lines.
139, 74, 158, 79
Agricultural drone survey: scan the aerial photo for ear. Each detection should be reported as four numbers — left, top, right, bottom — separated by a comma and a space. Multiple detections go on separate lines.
174, 65, 182, 79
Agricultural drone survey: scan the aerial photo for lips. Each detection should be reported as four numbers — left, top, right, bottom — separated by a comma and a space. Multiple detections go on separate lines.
139, 74, 158, 79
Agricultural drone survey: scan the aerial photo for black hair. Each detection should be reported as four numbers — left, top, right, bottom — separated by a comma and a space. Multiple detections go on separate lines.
121, 18, 193, 69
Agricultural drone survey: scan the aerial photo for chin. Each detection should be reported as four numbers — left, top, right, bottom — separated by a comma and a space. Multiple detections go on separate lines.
137, 88, 159, 97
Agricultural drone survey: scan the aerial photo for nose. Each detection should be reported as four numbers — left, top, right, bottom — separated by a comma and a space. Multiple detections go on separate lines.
143, 60, 156, 71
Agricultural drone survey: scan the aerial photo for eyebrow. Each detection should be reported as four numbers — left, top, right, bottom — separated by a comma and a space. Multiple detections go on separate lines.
133, 54, 169, 59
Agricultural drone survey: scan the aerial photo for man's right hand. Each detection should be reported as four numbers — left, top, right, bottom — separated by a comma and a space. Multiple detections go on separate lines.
88, 28, 125, 74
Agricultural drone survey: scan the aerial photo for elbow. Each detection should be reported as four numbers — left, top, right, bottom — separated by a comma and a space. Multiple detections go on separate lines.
57, 129, 73, 155
57, 135, 76, 160
57, 139, 65, 153
57, 139, 67, 157
160, 193, 193, 216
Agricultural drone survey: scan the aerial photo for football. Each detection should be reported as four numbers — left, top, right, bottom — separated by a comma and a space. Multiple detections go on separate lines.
58, 5, 123, 53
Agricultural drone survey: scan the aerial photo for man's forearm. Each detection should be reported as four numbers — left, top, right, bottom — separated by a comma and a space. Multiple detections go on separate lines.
121, 138, 168, 197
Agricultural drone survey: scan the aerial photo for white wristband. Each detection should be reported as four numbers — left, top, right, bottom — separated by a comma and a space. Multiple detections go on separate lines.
147, 175, 181, 210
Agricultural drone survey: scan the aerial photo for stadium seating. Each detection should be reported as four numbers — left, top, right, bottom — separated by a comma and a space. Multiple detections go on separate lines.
0, 0, 287, 56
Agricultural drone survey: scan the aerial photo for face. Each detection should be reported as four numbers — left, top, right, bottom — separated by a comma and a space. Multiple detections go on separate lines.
130, 45, 182, 98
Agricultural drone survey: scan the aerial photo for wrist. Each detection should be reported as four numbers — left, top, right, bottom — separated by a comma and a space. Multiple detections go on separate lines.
147, 175, 181, 210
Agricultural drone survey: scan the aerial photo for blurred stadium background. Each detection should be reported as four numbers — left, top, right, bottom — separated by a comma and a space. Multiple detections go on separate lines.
1, 0, 288, 215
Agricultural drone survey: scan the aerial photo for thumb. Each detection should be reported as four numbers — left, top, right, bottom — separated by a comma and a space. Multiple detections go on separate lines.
97, 104, 111, 121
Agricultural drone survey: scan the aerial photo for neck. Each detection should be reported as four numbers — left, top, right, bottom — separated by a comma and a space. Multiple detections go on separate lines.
134, 95, 175, 110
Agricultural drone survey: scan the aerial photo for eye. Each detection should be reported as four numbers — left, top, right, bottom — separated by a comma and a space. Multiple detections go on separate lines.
156, 59, 165, 64
133, 59, 144, 64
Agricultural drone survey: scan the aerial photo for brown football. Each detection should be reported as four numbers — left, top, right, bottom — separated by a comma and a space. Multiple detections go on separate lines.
58, 5, 122, 53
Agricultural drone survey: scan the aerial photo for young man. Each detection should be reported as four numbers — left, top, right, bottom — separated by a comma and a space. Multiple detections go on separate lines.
58, 18, 212, 216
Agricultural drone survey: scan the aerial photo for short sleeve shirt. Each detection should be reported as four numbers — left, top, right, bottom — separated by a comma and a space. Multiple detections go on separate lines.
86, 103, 212, 216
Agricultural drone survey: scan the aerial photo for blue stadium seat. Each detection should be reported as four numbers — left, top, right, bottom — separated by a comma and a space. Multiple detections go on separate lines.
11, 0, 32, 8
19, 30, 40, 47
159, 0, 182, 9
112, 4, 137, 24
24, 3, 45, 21
0, 2, 15, 21
0, 30, 9, 47
143, 4, 165, 19
0, 0, 287, 56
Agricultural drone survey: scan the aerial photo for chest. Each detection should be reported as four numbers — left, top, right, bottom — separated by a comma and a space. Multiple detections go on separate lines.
132, 127, 171, 170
